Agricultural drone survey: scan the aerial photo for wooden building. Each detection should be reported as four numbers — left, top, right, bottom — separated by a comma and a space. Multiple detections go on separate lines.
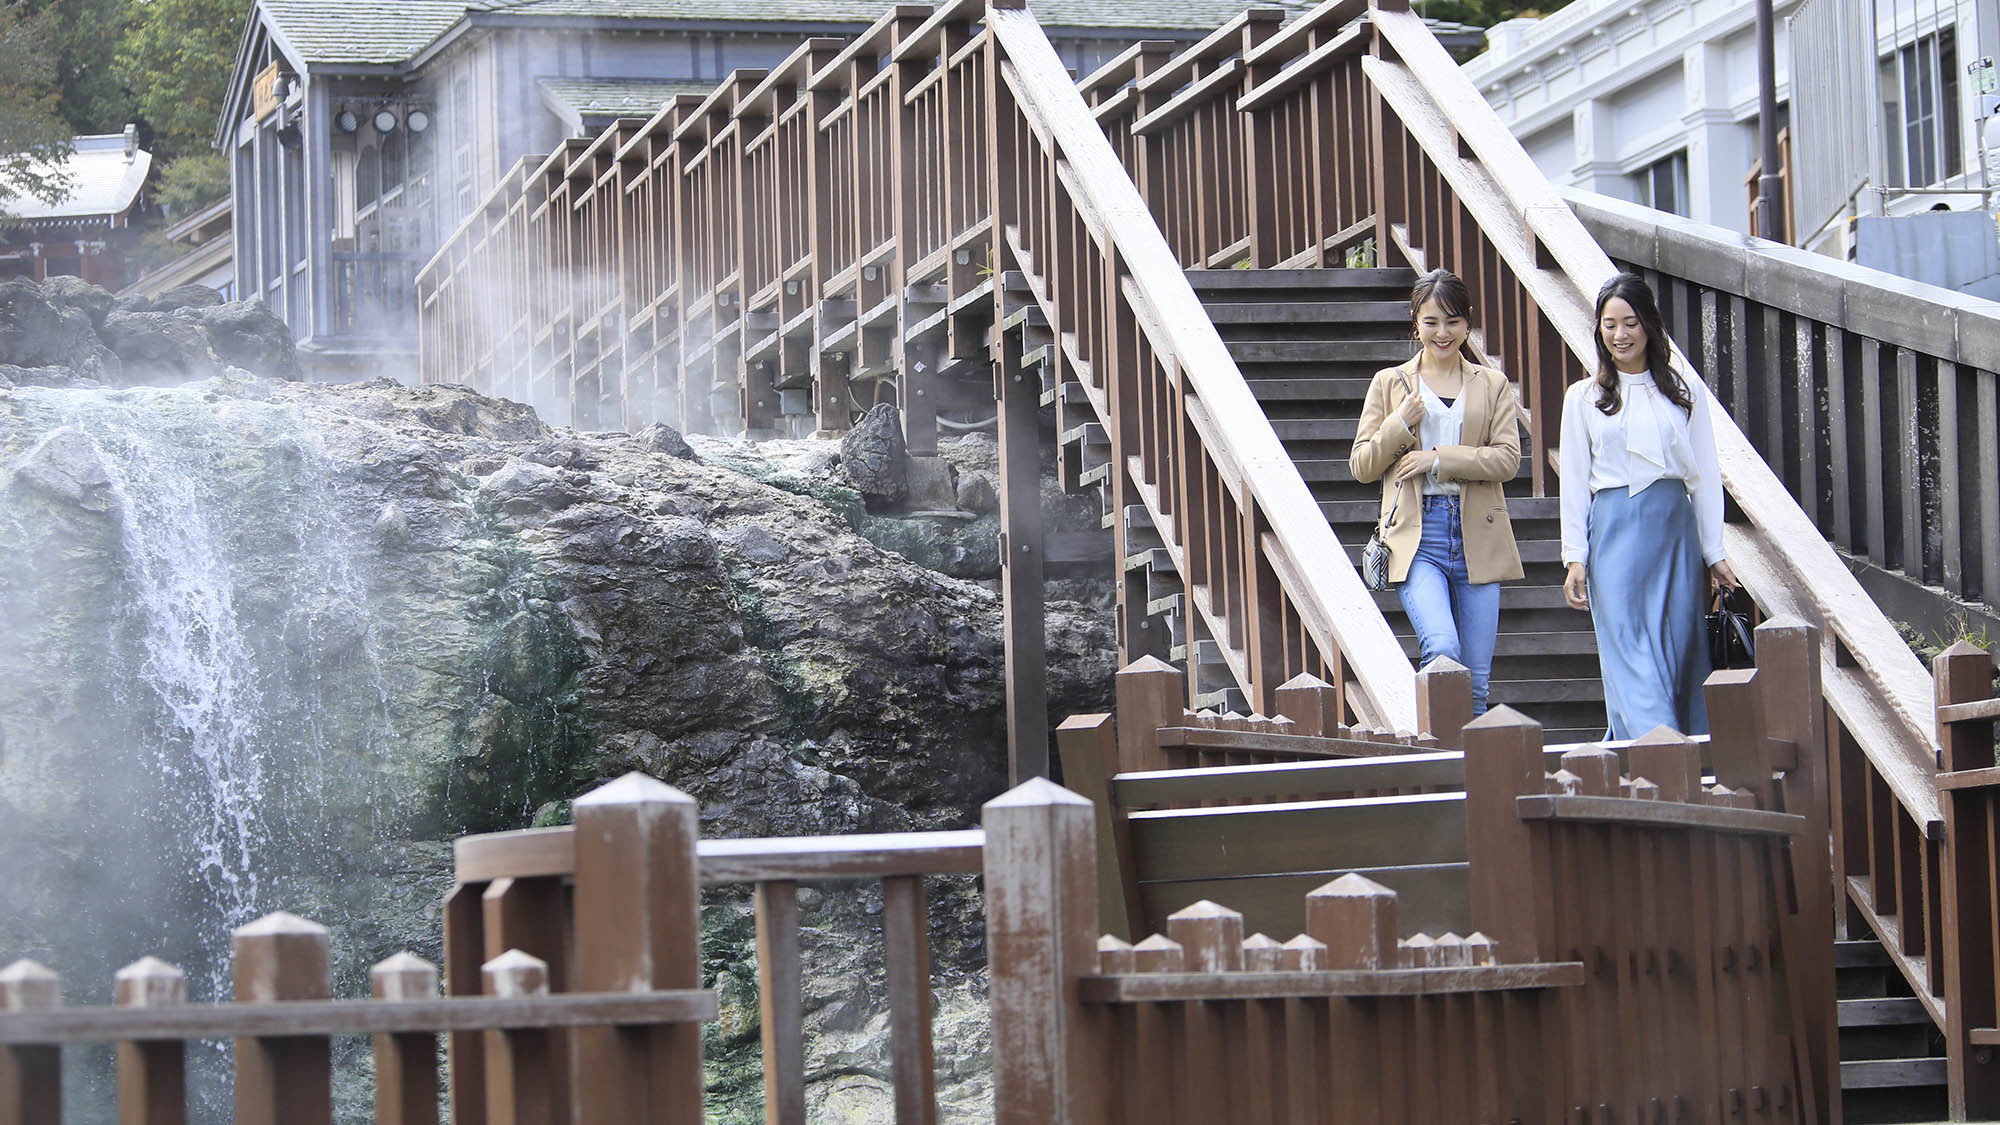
0, 127, 153, 290
216, 0, 1287, 379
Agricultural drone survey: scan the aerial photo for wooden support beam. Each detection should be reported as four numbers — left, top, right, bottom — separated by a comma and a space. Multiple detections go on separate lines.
232, 913, 332, 1125
995, 324, 1049, 781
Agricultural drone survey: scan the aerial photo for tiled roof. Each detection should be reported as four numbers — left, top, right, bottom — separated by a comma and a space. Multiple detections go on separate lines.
259, 0, 468, 65
538, 77, 718, 127
259, 0, 1290, 66
2, 133, 152, 223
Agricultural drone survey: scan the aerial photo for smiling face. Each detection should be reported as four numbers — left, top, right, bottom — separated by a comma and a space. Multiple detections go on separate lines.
1599, 296, 1649, 373
1415, 297, 1469, 365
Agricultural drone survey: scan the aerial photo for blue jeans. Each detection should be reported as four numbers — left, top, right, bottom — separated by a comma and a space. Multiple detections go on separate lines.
1395, 496, 1501, 714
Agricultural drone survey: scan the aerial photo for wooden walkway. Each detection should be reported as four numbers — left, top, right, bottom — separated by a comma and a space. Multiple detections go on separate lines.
4, 0, 1995, 1121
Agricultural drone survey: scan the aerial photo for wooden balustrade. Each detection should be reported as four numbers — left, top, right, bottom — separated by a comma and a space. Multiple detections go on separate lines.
449, 817, 983, 1125
990, 693, 1825, 1123
0, 774, 718, 1125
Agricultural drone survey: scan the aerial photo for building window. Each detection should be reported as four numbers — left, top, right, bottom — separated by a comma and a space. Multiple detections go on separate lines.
1632, 150, 1690, 217
1880, 29, 1964, 188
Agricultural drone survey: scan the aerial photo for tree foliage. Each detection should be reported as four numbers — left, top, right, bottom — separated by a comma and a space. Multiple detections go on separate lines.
22, 0, 136, 140
1417, 0, 1574, 27
0, 1, 74, 210
114, 0, 245, 157
154, 148, 229, 215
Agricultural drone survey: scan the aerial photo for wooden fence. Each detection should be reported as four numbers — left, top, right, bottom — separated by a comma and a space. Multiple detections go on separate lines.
989, 702, 1826, 1122
1050, 615, 1841, 1122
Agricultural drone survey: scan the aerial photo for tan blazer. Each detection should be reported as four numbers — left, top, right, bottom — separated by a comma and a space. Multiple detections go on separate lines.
1349, 356, 1524, 585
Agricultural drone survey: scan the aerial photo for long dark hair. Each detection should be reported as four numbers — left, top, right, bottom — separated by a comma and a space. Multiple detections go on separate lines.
1408, 269, 1491, 369
1591, 273, 1691, 416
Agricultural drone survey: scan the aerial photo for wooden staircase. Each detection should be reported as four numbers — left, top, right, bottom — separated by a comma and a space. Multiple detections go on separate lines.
1838, 936, 1951, 1123
1136, 266, 1610, 741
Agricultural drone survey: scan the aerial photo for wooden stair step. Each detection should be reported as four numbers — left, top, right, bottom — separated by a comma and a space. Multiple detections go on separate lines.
1202, 300, 1411, 324
1839, 1057, 1948, 1090
1185, 267, 1418, 291
1227, 339, 1415, 364
1838, 998, 1932, 1028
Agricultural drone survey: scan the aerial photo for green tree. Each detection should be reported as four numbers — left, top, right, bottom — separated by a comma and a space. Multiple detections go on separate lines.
0, 1, 74, 211
1416, 0, 1574, 27
115, 0, 245, 156
154, 147, 228, 215
22, 0, 136, 139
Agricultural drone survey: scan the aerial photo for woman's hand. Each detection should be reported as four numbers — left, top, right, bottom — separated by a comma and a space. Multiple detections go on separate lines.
1709, 559, 1740, 597
1397, 390, 1427, 430
1563, 562, 1589, 610
1393, 449, 1440, 482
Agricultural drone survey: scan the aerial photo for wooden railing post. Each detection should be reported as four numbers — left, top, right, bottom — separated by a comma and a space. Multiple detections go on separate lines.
1461, 706, 1550, 960
1306, 874, 1398, 970
1115, 656, 1183, 772
1055, 713, 1141, 941
1937, 640, 2000, 1117
571, 772, 702, 1125
1415, 656, 1473, 747
982, 777, 1108, 1125
0, 960, 60, 1125
484, 950, 556, 1125
372, 953, 441, 1125
443, 881, 487, 1122
754, 880, 805, 1125
1274, 672, 1341, 738
1705, 668, 1774, 806
1756, 616, 1839, 1125
116, 957, 186, 1125
232, 912, 332, 1125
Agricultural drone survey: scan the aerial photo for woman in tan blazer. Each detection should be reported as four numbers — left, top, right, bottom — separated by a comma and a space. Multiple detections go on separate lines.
1349, 269, 1523, 714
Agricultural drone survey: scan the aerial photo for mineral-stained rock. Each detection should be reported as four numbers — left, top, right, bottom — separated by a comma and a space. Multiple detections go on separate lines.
150, 284, 226, 314
99, 310, 225, 380
190, 301, 299, 381
0, 278, 120, 375
840, 402, 908, 507
639, 420, 699, 460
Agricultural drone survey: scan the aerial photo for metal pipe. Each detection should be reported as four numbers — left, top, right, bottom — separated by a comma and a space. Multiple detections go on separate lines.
1755, 0, 1786, 241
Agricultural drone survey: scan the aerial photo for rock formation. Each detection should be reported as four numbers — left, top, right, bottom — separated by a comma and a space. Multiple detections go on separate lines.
0, 280, 1112, 1122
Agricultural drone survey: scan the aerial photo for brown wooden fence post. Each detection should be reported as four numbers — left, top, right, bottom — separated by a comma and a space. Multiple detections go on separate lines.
1414, 656, 1473, 747
1055, 712, 1141, 941
443, 880, 487, 1123
1936, 640, 2000, 1116
1275, 672, 1341, 737
373, 953, 441, 1125
233, 912, 332, 1125
571, 772, 703, 1125
754, 879, 804, 1125
1705, 668, 1774, 806
1115, 656, 1183, 771
1756, 616, 1839, 1125
983, 777, 1109, 1125
1306, 874, 1398, 970
0, 960, 60, 1125
1461, 706, 1550, 960
484, 950, 556, 1125
116, 956, 186, 1125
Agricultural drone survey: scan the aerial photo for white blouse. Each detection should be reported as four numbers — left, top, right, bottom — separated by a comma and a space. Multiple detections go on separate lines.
1558, 369, 1726, 568
1415, 379, 1464, 496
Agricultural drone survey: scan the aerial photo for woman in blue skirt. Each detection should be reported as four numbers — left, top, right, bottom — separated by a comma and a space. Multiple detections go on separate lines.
1559, 273, 1738, 739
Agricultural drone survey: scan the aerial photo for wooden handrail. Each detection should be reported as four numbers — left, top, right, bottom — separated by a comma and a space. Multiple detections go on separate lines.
454, 826, 986, 884
989, 5, 1417, 729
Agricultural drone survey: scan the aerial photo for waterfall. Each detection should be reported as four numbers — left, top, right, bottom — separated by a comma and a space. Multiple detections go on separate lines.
6, 386, 396, 994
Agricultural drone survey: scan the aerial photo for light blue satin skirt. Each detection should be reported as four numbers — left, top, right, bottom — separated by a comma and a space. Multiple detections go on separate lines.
1586, 481, 1710, 740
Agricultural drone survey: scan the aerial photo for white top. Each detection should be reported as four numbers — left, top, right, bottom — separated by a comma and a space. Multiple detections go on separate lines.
1415, 379, 1465, 496
1558, 368, 1726, 567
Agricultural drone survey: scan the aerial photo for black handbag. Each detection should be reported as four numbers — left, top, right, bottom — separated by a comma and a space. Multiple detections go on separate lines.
1706, 587, 1755, 669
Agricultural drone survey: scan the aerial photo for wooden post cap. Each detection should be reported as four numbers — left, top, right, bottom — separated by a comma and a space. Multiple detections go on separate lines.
0, 960, 61, 1010
371, 953, 440, 1002
1306, 873, 1399, 970
1435, 934, 1471, 966
573, 770, 697, 810
1464, 933, 1498, 965
114, 957, 186, 1007
1242, 934, 1285, 972
1547, 769, 1583, 795
1280, 934, 1326, 971
1121, 654, 1180, 675
1461, 704, 1539, 732
1560, 748, 1620, 796
1167, 900, 1245, 972
1275, 672, 1334, 692
1096, 935, 1135, 973
1628, 726, 1702, 803
482, 949, 550, 998
1130, 934, 1185, 973
1400, 933, 1437, 968
1418, 657, 1469, 676
1628, 777, 1662, 801
232, 912, 332, 1004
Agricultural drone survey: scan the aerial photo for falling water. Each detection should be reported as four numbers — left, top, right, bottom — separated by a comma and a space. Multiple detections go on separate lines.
2, 384, 398, 1120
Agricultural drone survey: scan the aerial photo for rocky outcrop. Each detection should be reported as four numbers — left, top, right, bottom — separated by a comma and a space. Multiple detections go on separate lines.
0, 369, 1113, 1121
839, 402, 909, 508
0, 277, 299, 386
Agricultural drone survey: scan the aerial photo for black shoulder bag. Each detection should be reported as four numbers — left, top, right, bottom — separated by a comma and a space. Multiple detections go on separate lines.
1706, 587, 1755, 670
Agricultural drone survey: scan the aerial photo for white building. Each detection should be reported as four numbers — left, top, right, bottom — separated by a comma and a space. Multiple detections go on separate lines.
1462, 0, 1996, 259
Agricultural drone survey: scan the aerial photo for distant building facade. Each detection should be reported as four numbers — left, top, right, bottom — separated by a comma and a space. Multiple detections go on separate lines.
0, 127, 153, 290
1462, 0, 1996, 258
219, 0, 1287, 378
124, 198, 236, 302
